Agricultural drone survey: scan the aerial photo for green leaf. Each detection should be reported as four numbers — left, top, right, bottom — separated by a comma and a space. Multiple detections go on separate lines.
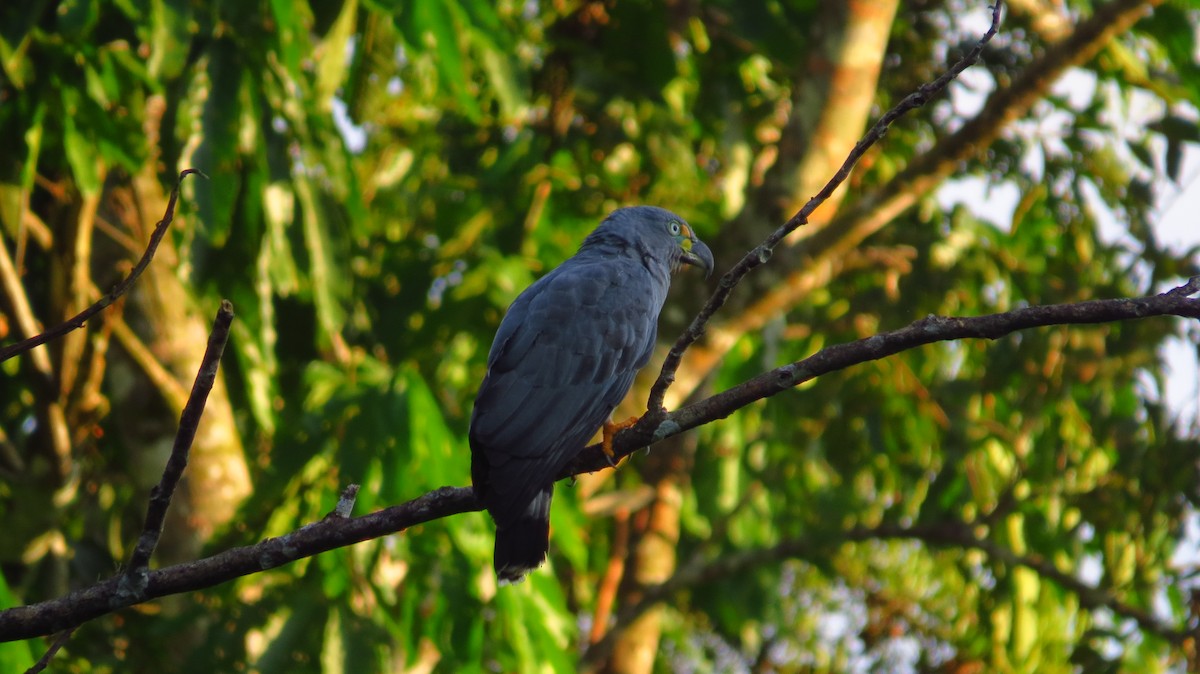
55, 0, 98, 37
60, 87, 101, 194
0, 0, 45, 89
547, 487, 587, 573
321, 605, 346, 674
294, 172, 348, 348
190, 46, 244, 243
400, 366, 461, 487
145, 0, 192, 79
315, 0, 358, 106
0, 636, 34, 672
268, 0, 310, 80
400, 0, 483, 121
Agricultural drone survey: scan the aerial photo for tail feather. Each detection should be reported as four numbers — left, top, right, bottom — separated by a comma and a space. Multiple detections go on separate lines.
493, 487, 552, 584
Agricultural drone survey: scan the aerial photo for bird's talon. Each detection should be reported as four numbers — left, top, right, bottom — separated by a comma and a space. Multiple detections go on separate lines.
602, 415, 640, 466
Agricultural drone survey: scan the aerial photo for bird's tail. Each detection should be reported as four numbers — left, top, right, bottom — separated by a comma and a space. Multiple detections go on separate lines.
494, 486, 552, 585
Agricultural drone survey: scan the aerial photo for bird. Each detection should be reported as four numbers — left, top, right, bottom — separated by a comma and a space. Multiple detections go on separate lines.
469, 206, 714, 584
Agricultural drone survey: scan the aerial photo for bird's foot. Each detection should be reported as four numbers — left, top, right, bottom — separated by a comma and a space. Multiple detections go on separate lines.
602, 416, 639, 467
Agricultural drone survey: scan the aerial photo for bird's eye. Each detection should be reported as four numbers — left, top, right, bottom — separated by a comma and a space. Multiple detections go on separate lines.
668, 221, 681, 235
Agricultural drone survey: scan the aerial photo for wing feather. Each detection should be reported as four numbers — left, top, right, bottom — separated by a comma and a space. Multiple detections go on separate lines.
470, 257, 664, 525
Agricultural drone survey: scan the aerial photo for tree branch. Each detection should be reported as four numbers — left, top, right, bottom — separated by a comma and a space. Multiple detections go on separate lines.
125, 300, 235, 574
665, 0, 1163, 405
642, 2, 1005, 416
2, 278, 1195, 643
22, 300, 233, 668
583, 277, 1200, 476
0, 486, 480, 641
805, 0, 1160, 259
23, 626, 76, 674
0, 169, 205, 364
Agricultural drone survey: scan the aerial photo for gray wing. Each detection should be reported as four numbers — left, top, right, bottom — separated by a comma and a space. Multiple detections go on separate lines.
469, 257, 665, 525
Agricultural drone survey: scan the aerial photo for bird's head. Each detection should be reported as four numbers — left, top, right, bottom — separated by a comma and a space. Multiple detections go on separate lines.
591, 206, 714, 278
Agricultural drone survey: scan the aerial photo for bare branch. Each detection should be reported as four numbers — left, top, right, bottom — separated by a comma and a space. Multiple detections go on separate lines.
667, 0, 1163, 404
1166, 276, 1200, 297
2, 279, 1195, 643
0, 486, 479, 641
125, 300, 235, 575
24, 627, 76, 674
578, 278, 1200, 477
643, 2, 1005, 415
0, 169, 206, 364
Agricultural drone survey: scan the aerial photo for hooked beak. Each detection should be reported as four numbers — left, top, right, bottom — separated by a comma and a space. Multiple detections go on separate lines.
679, 237, 715, 279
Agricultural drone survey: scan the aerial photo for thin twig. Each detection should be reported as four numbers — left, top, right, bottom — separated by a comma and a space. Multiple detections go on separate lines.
24, 626, 76, 674
1165, 275, 1200, 297
660, 0, 1162, 404
644, 2, 1005, 415
0, 169, 206, 364
125, 300, 234, 576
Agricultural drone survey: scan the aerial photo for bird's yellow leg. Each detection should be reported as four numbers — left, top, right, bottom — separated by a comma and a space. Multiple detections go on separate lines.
602, 416, 640, 466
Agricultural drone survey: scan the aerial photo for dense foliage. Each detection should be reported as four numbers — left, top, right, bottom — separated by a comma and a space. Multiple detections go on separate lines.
1, 0, 1199, 672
